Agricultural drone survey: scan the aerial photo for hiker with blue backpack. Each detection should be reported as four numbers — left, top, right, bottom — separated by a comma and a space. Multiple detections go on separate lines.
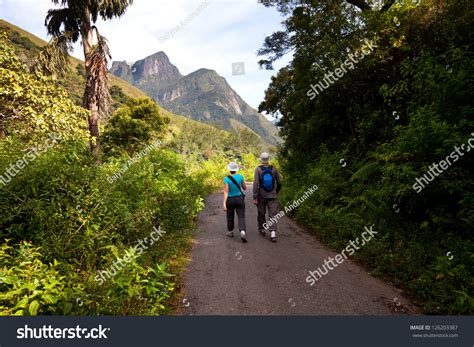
223, 162, 248, 243
253, 152, 282, 242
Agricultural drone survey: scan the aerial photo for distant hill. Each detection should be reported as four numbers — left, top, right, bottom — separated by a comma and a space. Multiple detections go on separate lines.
110, 52, 280, 145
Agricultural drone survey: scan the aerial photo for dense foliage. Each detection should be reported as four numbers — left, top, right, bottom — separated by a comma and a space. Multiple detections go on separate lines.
259, 0, 473, 314
0, 33, 88, 144
102, 98, 169, 155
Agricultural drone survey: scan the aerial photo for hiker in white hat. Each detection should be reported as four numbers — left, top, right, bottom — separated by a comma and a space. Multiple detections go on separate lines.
223, 161, 248, 242
253, 152, 282, 242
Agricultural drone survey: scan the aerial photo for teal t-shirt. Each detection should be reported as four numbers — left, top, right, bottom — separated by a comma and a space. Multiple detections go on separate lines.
224, 174, 245, 197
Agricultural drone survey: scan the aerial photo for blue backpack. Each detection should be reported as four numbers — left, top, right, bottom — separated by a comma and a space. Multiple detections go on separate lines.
260, 165, 274, 192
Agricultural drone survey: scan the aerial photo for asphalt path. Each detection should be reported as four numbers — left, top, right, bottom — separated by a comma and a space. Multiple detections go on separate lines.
178, 184, 418, 315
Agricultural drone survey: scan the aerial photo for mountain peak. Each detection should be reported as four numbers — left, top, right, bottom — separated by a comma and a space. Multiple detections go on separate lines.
141, 51, 171, 64
193, 68, 217, 74
132, 51, 182, 81
110, 52, 280, 144
110, 51, 182, 89
188, 68, 223, 82
147, 51, 168, 59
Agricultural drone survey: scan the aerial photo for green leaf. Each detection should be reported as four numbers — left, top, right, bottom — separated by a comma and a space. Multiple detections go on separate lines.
63, 302, 73, 315
13, 297, 29, 310
28, 300, 39, 316
42, 294, 56, 304
350, 161, 380, 182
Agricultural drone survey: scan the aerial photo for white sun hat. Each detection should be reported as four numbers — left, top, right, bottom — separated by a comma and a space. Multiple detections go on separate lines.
227, 162, 240, 172
259, 152, 270, 163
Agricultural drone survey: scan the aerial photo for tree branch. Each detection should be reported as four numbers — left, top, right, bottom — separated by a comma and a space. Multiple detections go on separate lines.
345, 0, 371, 11
381, 0, 396, 12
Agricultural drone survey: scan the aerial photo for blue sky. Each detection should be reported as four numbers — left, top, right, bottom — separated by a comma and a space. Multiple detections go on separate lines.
0, 0, 291, 113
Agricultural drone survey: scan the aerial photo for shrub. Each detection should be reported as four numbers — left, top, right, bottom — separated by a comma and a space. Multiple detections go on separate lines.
102, 98, 169, 156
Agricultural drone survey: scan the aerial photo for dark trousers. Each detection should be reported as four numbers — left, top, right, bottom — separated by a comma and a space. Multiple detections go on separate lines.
257, 198, 279, 232
226, 196, 246, 232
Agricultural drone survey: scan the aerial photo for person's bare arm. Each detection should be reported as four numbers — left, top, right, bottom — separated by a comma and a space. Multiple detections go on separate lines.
242, 180, 247, 191
223, 183, 229, 211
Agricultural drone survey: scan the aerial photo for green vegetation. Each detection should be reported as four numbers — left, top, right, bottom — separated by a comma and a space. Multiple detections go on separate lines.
102, 98, 169, 156
259, 0, 473, 314
0, 33, 88, 144
0, 33, 259, 315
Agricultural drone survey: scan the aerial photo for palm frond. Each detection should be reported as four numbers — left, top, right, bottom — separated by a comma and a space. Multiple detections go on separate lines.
100, 0, 134, 18
32, 33, 74, 77
87, 0, 133, 22
84, 30, 111, 119
51, 0, 70, 6
45, 8, 80, 41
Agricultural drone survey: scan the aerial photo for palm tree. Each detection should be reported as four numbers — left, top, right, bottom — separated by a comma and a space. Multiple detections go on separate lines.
44, 0, 133, 158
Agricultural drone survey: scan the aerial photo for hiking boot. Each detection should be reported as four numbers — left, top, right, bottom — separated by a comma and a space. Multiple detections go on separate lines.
270, 231, 277, 243
259, 229, 266, 236
226, 231, 234, 238
240, 230, 248, 243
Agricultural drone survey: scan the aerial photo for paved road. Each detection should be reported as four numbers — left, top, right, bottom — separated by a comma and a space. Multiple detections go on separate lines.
178, 184, 418, 315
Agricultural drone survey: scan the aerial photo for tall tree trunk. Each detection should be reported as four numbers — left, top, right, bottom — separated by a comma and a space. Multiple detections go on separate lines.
81, 8, 101, 161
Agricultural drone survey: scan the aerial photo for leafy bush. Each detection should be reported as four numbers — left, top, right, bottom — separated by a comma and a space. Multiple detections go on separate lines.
102, 98, 169, 156
0, 241, 82, 315
0, 33, 88, 145
0, 138, 215, 315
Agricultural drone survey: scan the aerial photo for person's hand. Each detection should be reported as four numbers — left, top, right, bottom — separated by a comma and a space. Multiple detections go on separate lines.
223, 204, 227, 212
253, 199, 258, 206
